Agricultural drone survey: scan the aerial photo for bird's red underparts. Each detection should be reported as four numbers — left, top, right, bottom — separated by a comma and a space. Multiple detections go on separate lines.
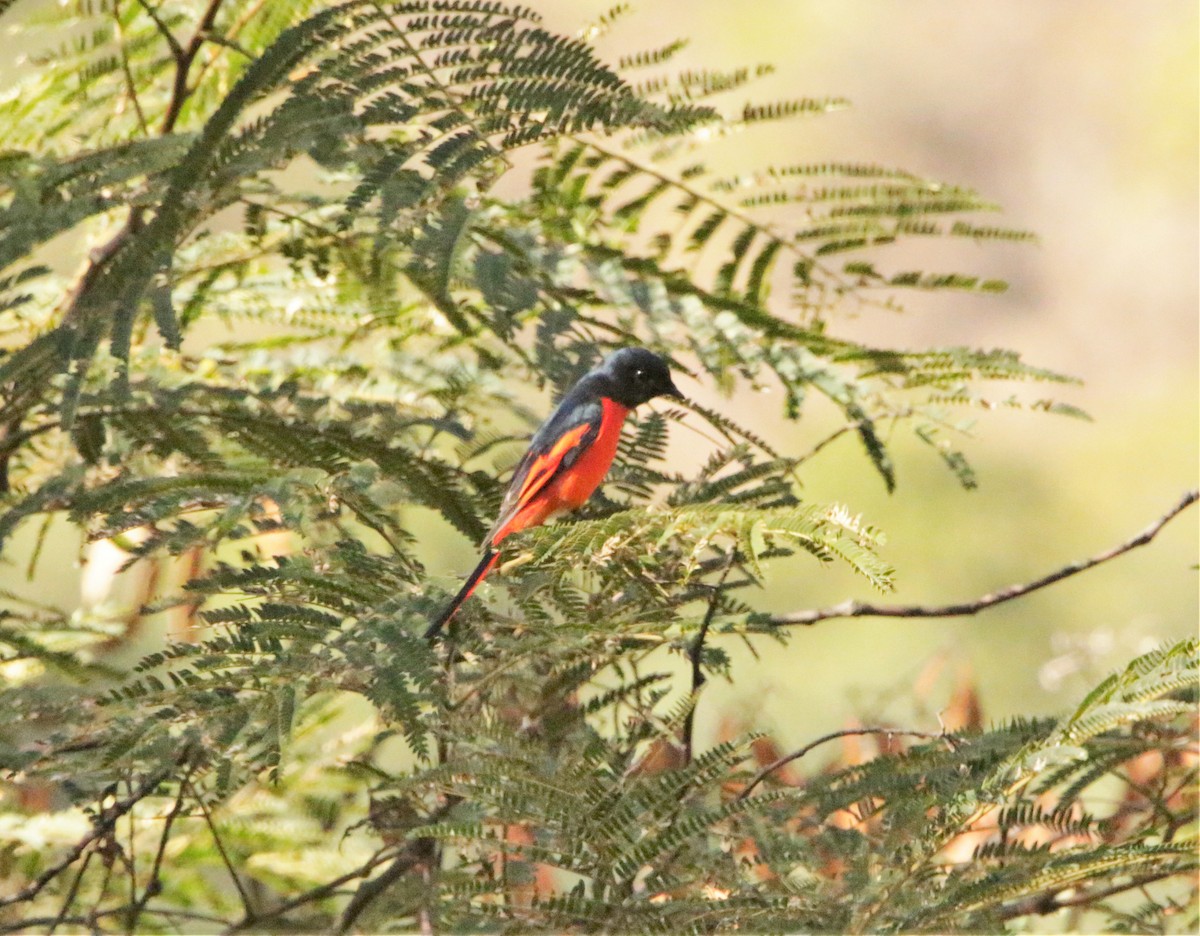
491, 396, 629, 545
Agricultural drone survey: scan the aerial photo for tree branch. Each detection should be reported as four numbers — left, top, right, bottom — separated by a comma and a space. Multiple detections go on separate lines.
769, 490, 1197, 628
0, 904, 230, 934
133, 0, 184, 58
184, 0, 268, 93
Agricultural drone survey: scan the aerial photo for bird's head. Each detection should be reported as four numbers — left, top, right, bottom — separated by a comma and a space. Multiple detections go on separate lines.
597, 347, 685, 408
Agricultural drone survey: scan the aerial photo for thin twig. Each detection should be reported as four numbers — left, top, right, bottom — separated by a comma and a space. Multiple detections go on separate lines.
793, 422, 859, 467
59, 212, 143, 328
737, 727, 954, 801
186, 0, 268, 93
188, 778, 254, 918
113, 1, 150, 135
133, 0, 184, 58
769, 490, 1197, 627
0, 905, 230, 934
998, 868, 1188, 921
160, 0, 226, 134
1, 917, 93, 935
336, 842, 433, 935
418, 859, 435, 936
683, 553, 735, 764
0, 767, 172, 910
126, 764, 194, 931
87, 847, 116, 932
224, 848, 401, 934
125, 777, 139, 913
45, 849, 94, 936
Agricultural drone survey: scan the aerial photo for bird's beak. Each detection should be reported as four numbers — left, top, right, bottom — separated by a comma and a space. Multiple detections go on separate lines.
663, 380, 685, 401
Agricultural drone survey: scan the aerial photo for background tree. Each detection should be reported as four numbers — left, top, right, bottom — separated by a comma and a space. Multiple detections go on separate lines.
0, 1, 1195, 933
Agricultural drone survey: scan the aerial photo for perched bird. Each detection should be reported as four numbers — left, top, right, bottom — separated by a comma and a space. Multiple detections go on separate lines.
426, 347, 684, 638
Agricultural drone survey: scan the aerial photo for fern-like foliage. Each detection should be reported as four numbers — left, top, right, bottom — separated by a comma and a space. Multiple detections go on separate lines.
0, 2, 1190, 934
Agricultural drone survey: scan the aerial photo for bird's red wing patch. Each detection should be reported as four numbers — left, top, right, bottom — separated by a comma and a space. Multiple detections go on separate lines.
488, 418, 597, 545
513, 421, 593, 506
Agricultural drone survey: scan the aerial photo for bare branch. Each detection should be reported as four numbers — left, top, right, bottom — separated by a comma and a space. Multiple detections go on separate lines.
737, 726, 956, 802
126, 764, 194, 931
160, 0, 226, 133
769, 490, 1197, 628
113, 1, 150, 136
133, 0, 184, 58
189, 778, 255, 919
0, 905, 229, 934
45, 847, 93, 935
998, 868, 1189, 921
224, 848, 402, 934
0, 767, 172, 910
683, 553, 735, 764
794, 421, 859, 467
336, 843, 433, 935
186, 0, 270, 93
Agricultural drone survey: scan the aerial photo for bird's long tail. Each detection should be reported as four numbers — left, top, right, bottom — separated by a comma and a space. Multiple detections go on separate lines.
425, 549, 500, 640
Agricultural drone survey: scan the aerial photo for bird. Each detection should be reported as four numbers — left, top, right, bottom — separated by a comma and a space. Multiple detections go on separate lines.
426, 347, 684, 639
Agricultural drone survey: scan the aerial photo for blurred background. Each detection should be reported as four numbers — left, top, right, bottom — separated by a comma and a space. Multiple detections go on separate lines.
2, 1, 1197, 750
